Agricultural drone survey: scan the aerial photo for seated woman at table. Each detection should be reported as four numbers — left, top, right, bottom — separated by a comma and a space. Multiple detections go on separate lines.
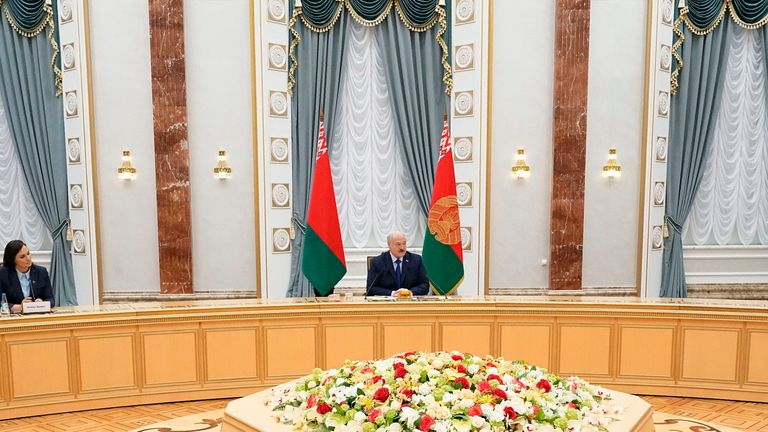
0, 240, 54, 313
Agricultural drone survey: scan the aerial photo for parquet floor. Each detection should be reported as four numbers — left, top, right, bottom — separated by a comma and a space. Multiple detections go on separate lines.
0, 396, 764, 431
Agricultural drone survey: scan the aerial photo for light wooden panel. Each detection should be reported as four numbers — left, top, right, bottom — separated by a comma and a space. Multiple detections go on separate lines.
143, 331, 199, 387
441, 323, 492, 356
9, 339, 71, 399
746, 331, 768, 385
78, 334, 136, 392
205, 329, 259, 382
264, 326, 316, 378
325, 325, 375, 368
681, 328, 739, 382
382, 324, 433, 357
618, 326, 674, 379
499, 324, 551, 368
559, 325, 611, 376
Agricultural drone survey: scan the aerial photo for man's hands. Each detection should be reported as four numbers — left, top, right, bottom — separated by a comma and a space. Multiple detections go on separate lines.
393, 288, 412, 298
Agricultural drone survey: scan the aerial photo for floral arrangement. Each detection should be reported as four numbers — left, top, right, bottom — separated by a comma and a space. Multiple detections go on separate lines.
267, 351, 621, 432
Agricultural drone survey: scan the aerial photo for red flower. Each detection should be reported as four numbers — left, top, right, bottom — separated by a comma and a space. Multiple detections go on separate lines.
307, 394, 318, 408
536, 379, 552, 392
486, 362, 496, 367
401, 388, 415, 400
468, 405, 483, 417
418, 414, 435, 431
316, 402, 331, 415
451, 354, 463, 361
454, 376, 470, 389
477, 380, 492, 393
360, 367, 372, 374
394, 367, 407, 378
322, 376, 333, 385
373, 387, 390, 402
393, 362, 405, 370
492, 388, 508, 400
456, 364, 468, 374
533, 405, 541, 415
504, 406, 517, 420
487, 374, 502, 383
368, 409, 382, 422
404, 351, 417, 357
568, 402, 577, 409
372, 375, 383, 384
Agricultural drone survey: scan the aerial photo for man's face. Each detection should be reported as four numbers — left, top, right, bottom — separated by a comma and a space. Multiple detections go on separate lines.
388, 235, 407, 259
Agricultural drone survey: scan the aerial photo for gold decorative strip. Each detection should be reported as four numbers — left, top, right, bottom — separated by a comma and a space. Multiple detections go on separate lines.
299, 1, 344, 32
670, 9, 686, 96
435, 4, 453, 95
680, 2, 727, 35
287, 6, 302, 96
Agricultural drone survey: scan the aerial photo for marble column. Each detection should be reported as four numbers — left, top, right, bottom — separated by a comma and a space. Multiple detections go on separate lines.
549, 0, 590, 290
148, 0, 193, 294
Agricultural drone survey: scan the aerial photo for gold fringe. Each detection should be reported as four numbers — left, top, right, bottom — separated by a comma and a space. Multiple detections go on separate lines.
287, 6, 302, 96
2, 1, 47, 37
435, 4, 452, 95
299, 1, 344, 32
728, 0, 768, 30
345, 0, 392, 27
394, 0, 438, 32
680, 2, 727, 35
670, 7, 686, 96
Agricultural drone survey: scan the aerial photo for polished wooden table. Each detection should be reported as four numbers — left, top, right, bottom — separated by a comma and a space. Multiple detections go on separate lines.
0, 296, 766, 420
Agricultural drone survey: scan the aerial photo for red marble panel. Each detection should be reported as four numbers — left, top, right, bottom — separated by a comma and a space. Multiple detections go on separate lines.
149, 0, 193, 294
550, 0, 590, 290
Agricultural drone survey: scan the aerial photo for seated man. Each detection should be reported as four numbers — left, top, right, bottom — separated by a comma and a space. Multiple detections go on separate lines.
366, 231, 429, 296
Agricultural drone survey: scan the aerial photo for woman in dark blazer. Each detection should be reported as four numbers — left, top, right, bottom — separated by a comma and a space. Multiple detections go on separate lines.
0, 240, 54, 313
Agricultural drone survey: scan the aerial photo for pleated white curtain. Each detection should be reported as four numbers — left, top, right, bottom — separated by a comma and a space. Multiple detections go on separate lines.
684, 25, 768, 246
0, 93, 50, 250
330, 20, 424, 248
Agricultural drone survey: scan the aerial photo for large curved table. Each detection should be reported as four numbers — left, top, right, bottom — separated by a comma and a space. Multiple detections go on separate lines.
0, 296, 766, 420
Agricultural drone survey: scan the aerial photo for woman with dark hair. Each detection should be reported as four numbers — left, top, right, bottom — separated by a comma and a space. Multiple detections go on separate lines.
0, 240, 54, 313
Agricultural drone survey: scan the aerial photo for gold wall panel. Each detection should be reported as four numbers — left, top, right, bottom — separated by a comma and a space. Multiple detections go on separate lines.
618, 326, 674, 379
499, 324, 551, 368
142, 331, 199, 387
746, 330, 768, 385
265, 326, 316, 378
9, 339, 71, 399
324, 325, 375, 369
441, 322, 492, 356
77, 334, 136, 392
205, 329, 259, 382
681, 327, 739, 382
559, 325, 612, 376
382, 323, 433, 357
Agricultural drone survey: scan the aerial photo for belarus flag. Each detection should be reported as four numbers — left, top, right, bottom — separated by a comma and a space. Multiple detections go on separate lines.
301, 117, 346, 296
422, 117, 464, 295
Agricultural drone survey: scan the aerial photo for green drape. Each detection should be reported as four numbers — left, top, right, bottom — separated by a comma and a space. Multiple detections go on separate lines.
300, 0, 439, 27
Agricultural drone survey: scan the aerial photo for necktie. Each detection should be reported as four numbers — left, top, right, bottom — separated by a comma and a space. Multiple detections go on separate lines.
395, 259, 402, 288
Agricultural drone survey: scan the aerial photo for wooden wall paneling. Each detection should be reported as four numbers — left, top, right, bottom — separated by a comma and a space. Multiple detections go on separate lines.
744, 325, 768, 387
5, 331, 73, 401
74, 326, 138, 395
321, 317, 377, 369
139, 323, 201, 390
616, 320, 676, 381
0, 335, 6, 404
679, 321, 742, 385
202, 322, 261, 385
439, 318, 494, 357
557, 319, 615, 379
381, 318, 436, 357
497, 318, 554, 369
262, 319, 319, 383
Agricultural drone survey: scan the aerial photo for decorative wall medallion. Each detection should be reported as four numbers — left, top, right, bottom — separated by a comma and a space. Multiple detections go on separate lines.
657, 91, 669, 117
270, 137, 289, 163
62, 43, 76, 71
67, 138, 81, 164
454, 91, 474, 117
651, 226, 663, 250
456, 182, 472, 207
272, 228, 291, 253
65, 91, 79, 118
659, 44, 671, 71
271, 183, 290, 208
60, 0, 73, 23
267, 0, 287, 24
455, 0, 475, 24
655, 136, 667, 162
653, 182, 665, 206
268, 43, 288, 71
661, 0, 673, 26
269, 91, 288, 117
72, 229, 86, 255
69, 184, 83, 209
454, 44, 474, 71
460, 227, 472, 251
453, 136, 472, 162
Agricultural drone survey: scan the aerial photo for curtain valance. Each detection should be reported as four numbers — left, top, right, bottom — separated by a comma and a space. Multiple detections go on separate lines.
288, 0, 452, 96
672, 0, 768, 94
0, 0, 61, 95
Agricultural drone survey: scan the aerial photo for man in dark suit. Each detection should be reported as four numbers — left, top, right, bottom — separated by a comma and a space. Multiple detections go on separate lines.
1, 240, 54, 313
366, 231, 429, 296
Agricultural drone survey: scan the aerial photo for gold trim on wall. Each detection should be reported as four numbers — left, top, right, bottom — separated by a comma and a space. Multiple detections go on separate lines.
250, 0, 262, 298
483, 0, 493, 295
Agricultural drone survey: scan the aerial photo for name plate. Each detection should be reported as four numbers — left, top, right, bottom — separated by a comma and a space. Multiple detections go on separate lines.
22, 301, 51, 314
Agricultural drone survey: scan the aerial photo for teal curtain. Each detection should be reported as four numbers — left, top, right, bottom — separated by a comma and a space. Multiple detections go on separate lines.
299, 0, 439, 27
662, 22, 730, 298
683, 0, 768, 28
0, 2, 76, 306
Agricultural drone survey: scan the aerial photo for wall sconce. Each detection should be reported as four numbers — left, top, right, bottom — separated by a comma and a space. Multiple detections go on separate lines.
602, 148, 622, 179
117, 150, 137, 180
213, 150, 232, 180
511, 148, 530, 179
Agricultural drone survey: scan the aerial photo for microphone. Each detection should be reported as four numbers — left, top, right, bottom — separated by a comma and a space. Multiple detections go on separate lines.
364, 269, 383, 300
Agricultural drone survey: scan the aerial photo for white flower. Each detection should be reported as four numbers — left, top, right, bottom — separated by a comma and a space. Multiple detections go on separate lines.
400, 406, 420, 426
418, 383, 432, 395
385, 423, 403, 432
441, 392, 457, 404
470, 415, 486, 428
457, 398, 474, 409
486, 367, 498, 375
468, 364, 480, 375
390, 400, 402, 411
307, 381, 317, 389
432, 359, 445, 369
354, 411, 367, 423
428, 369, 441, 378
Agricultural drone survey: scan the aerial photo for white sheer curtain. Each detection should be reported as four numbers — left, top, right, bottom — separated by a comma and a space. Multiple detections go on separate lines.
0, 93, 50, 250
684, 25, 768, 246
331, 20, 424, 248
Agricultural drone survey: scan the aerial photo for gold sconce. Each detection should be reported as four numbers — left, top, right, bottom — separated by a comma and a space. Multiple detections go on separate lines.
214, 150, 232, 180
117, 150, 137, 180
602, 148, 622, 179
511, 148, 530, 179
